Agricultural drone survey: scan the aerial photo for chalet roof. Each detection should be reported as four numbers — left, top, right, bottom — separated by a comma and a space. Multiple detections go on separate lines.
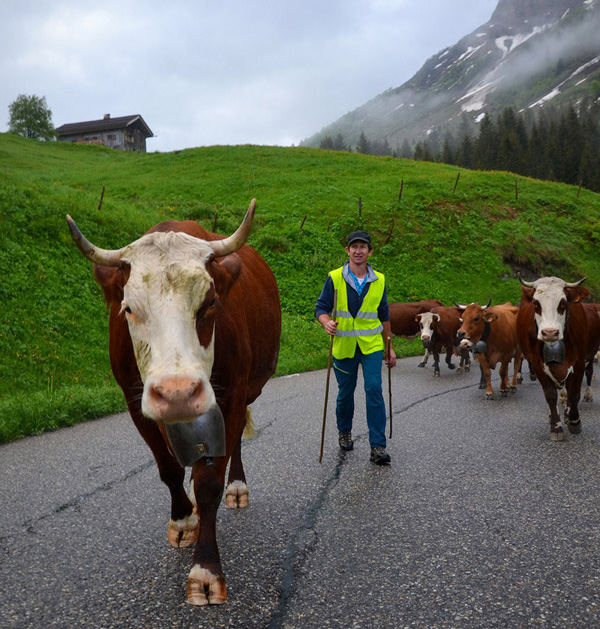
55, 114, 153, 138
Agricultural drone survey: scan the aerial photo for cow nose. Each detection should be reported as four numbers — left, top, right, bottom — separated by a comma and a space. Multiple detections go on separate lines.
541, 328, 559, 342
457, 330, 465, 341
148, 377, 206, 421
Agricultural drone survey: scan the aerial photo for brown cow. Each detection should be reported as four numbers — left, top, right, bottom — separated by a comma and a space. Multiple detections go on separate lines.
389, 299, 444, 366
67, 199, 281, 605
581, 303, 600, 402
457, 301, 522, 399
516, 276, 588, 441
415, 306, 471, 376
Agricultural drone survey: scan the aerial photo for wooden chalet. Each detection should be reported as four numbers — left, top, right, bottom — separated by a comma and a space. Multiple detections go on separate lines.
55, 114, 154, 152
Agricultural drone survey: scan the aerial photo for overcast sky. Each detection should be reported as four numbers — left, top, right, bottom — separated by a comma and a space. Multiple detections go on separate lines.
1, 0, 498, 152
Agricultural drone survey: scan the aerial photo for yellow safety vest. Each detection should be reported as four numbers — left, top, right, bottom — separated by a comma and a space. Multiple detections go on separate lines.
330, 266, 385, 359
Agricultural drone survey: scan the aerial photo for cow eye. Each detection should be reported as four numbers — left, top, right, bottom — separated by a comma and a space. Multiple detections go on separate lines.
125, 306, 132, 314
558, 299, 567, 313
474, 316, 479, 322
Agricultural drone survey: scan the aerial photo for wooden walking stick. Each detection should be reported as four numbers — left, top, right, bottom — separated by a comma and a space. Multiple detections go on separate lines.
387, 336, 393, 439
319, 289, 337, 463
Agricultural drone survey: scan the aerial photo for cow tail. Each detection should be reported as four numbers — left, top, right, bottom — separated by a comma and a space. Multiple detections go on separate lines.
243, 406, 256, 439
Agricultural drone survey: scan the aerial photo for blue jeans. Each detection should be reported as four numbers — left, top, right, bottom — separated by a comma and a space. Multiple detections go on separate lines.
333, 347, 387, 448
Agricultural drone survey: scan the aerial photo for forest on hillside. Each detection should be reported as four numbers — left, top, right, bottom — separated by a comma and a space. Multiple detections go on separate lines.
320, 99, 600, 192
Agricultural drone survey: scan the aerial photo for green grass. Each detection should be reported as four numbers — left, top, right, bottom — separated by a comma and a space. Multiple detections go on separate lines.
1, 133, 599, 442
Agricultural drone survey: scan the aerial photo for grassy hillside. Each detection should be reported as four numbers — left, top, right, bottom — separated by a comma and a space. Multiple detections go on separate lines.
1, 133, 599, 442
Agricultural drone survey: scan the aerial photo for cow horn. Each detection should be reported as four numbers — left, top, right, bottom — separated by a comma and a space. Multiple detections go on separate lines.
565, 277, 586, 288
454, 301, 467, 310
484, 298, 492, 308
209, 199, 256, 258
518, 272, 535, 287
66, 215, 124, 267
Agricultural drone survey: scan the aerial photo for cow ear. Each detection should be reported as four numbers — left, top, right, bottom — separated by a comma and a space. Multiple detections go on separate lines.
94, 264, 128, 307
483, 312, 498, 323
209, 253, 242, 297
415, 314, 422, 322
521, 286, 535, 301
571, 286, 590, 303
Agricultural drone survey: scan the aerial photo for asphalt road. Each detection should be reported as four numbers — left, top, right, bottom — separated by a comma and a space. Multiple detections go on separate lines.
2, 357, 600, 628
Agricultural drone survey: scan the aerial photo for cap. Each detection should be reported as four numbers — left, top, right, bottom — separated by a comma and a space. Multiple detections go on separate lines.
347, 230, 371, 246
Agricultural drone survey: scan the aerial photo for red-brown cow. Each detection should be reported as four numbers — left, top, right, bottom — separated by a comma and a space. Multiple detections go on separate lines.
415, 306, 471, 376
457, 301, 522, 399
517, 276, 589, 441
389, 299, 444, 366
67, 199, 281, 605
580, 303, 600, 402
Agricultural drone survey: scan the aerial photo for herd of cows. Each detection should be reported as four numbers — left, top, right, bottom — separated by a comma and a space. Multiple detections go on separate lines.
389, 281, 600, 442
65, 201, 599, 607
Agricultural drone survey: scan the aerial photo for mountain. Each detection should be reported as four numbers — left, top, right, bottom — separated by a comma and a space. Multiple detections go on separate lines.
302, 0, 600, 151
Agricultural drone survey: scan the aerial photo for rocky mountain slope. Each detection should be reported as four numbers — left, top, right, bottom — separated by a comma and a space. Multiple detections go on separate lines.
303, 0, 600, 150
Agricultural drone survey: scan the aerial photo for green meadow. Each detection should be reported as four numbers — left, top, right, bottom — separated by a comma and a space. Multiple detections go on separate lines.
1, 133, 599, 442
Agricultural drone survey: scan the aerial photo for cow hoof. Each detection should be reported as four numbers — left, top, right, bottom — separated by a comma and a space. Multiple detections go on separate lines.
417, 362, 426, 368
187, 566, 227, 606
550, 430, 565, 442
434, 372, 440, 378
567, 421, 582, 435
465, 366, 471, 373
448, 364, 456, 370
225, 480, 249, 508
485, 393, 494, 400
168, 514, 199, 548
530, 374, 537, 381
501, 390, 508, 398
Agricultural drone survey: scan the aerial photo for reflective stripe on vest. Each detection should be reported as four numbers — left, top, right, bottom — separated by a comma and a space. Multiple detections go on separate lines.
330, 266, 385, 359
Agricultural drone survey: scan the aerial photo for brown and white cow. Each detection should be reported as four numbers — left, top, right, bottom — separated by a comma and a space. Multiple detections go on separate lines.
516, 276, 589, 441
67, 199, 281, 605
457, 301, 522, 399
389, 299, 444, 366
415, 306, 471, 377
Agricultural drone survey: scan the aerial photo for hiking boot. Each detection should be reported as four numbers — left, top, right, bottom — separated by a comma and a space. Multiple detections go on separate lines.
370, 446, 391, 465
338, 431, 354, 451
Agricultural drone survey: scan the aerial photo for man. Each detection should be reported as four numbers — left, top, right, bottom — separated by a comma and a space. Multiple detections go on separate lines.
315, 230, 397, 465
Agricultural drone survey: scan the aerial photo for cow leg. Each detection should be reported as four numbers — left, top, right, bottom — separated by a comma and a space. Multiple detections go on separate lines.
226, 434, 249, 508
513, 351, 523, 387
498, 360, 510, 397
128, 405, 197, 548
477, 363, 487, 391
457, 347, 471, 374
187, 459, 228, 606
418, 349, 430, 368
432, 350, 441, 378
584, 360, 594, 402
539, 380, 565, 441
565, 371, 583, 435
510, 351, 523, 391
477, 356, 494, 399
445, 346, 455, 371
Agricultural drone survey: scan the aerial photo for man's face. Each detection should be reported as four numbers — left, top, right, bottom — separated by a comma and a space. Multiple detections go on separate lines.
345, 241, 372, 265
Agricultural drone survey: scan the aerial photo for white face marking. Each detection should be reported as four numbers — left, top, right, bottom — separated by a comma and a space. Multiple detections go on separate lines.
119, 232, 217, 420
532, 277, 567, 343
418, 312, 435, 341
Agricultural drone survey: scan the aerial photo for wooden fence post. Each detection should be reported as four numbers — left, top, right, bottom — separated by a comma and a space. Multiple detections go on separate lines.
453, 172, 460, 193
97, 186, 105, 211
